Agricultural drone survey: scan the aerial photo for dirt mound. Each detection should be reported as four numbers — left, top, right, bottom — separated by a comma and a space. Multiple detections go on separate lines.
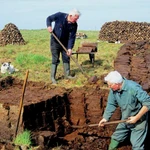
114, 40, 150, 92
0, 23, 26, 46
99, 21, 150, 43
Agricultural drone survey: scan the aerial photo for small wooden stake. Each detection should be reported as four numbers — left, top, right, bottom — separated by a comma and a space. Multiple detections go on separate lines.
15, 70, 29, 137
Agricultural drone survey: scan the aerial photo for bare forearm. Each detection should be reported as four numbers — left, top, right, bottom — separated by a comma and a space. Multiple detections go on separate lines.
127, 106, 148, 124
136, 105, 148, 120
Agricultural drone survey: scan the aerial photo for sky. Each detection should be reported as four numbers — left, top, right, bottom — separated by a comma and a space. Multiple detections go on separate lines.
0, 0, 150, 31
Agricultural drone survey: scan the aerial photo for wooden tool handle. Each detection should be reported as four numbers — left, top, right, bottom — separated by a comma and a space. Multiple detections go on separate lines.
103, 119, 128, 125
71, 119, 128, 128
51, 32, 89, 79
88, 119, 128, 127
88, 119, 128, 126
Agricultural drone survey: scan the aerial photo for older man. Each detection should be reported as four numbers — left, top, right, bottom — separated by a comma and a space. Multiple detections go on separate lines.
46, 9, 81, 84
99, 71, 150, 150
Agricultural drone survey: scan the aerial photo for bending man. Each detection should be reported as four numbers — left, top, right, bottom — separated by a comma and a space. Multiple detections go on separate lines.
99, 71, 150, 150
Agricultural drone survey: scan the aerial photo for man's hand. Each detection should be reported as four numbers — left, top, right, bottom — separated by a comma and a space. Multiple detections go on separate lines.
127, 116, 138, 124
47, 26, 53, 33
67, 49, 72, 56
127, 106, 149, 124
98, 118, 107, 127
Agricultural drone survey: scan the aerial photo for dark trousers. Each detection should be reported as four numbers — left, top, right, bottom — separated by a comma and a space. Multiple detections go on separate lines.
50, 42, 70, 65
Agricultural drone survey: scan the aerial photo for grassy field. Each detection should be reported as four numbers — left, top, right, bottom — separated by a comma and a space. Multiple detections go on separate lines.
0, 29, 123, 88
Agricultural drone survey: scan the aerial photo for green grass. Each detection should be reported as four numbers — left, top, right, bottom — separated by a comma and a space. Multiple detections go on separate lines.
14, 130, 32, 147
0, 29, 123, 88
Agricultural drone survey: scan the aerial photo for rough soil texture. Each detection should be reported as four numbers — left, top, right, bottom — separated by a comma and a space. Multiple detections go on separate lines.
0, 76, 133, 150
114, 40, 150, 92
1, 40, 150, 150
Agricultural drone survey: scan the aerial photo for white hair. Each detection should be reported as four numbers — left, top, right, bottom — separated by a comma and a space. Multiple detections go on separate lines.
69, 9, 81, 17
104, 71, 123, 84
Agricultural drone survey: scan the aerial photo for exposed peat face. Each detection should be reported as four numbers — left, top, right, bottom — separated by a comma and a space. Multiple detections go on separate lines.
114, 40, 150, 92
0, 76, 132, 150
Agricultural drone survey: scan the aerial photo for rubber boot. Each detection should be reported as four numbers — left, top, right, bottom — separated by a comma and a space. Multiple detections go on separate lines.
51, 64, 57, 84
108, 138, 119, 150
63, 63, 75, 79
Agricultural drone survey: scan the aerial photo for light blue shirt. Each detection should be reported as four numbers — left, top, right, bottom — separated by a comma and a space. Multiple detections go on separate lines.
103, 78, 150, 121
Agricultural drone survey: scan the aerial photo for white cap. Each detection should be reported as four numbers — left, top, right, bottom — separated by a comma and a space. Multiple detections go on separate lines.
104, 71, 123, 83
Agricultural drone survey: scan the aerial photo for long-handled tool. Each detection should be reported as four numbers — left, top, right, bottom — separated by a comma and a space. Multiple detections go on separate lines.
71, 119, 128, 128
15, 70, 29, 137
51, 32, 98, 83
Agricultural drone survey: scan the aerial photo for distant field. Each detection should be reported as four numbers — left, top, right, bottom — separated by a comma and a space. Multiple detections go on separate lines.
0, 30, 122, 88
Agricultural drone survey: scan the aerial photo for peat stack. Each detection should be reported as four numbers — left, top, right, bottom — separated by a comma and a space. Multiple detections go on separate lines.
99, 21, 150, 43
114, 40, 150, 92
0, 23, 26, 46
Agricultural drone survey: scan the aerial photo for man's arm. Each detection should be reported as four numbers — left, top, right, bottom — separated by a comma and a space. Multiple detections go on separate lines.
127, 84, 150, 124
67, 24, 77, 50
127, 106, 148, 124
98, 91, 118, 126
46, 12, 60, 28
103, 91, 118, 121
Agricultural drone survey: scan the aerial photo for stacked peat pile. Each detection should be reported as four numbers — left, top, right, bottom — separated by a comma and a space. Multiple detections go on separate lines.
99, 21, 150, 43
0, 23, 26, 46
114, 40, 150, 91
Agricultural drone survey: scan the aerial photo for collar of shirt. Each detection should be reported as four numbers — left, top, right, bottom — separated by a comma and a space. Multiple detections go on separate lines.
119, 77, 127, 92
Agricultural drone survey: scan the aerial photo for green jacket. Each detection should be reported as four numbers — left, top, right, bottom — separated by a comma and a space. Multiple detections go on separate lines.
103, 78, 150, 121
